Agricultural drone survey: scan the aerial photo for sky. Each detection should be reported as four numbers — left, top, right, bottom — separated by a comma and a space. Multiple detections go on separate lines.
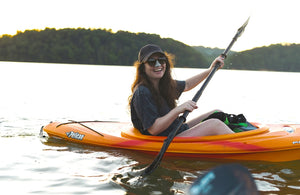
1, 0, 299, 51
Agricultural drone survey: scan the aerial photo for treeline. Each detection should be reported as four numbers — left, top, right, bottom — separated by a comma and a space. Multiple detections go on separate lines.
226, 44, 300, 72
0, 28, 299, 72
0, 28, 208, 68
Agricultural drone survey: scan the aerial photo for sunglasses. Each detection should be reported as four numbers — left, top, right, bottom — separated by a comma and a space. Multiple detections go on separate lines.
146, 57, 167, 67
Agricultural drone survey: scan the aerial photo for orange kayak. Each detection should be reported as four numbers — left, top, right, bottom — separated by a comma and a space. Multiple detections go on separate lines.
42, 121, 300, 162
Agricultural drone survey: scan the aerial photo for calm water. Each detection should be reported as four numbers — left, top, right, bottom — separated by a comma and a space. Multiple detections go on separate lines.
0, 61, 299, 194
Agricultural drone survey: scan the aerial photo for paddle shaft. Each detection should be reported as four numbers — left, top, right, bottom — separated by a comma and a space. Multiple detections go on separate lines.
142, 63, 220, 175
142, 18, 250, 176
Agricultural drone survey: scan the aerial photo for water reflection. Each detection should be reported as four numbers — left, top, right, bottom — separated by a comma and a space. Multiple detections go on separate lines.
1, 63, 300, 194
40, 135, 300, 194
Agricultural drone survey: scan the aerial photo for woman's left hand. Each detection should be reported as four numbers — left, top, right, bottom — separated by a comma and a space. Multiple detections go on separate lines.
210, 55, 225, 70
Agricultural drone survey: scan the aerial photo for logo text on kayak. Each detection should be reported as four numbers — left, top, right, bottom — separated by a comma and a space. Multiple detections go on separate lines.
66, 131, 85, 140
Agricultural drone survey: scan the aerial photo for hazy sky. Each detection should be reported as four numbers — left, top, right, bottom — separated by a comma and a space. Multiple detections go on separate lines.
1, 0, 299, 51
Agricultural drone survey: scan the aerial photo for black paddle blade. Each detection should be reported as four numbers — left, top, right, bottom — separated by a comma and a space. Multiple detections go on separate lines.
223, 17, 250, 55
142, 150, 163, 176
142, 118, 185, 176
189, 164, 258, 195
237, 17, 250, 38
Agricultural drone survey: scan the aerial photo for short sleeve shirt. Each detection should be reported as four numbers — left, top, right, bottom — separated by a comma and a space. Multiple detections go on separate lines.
130, 80, 189, 136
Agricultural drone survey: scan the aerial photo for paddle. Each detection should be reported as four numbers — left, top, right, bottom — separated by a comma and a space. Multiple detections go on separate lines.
189, 164, 258, 195
142, 17, 250, 176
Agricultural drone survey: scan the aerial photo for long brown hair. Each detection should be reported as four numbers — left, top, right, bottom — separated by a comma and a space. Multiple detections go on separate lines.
128, 52, 178, 110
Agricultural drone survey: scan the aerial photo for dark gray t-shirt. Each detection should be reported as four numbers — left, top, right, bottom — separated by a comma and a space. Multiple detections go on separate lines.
130, 80, 188, 136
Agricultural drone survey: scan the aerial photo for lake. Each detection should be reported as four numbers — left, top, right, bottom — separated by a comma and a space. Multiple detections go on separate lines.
0, 61, 299, 194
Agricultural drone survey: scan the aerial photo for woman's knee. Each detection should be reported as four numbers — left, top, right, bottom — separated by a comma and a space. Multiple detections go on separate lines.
178, 118, 233, 137
206, 118, 223, 125
205, 118, 233, 134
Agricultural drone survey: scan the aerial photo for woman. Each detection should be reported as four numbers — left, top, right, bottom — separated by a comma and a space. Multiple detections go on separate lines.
129, 44, 234, 137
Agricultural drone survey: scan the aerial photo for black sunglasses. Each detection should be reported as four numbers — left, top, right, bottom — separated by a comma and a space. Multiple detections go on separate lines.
146, 57, 167, 67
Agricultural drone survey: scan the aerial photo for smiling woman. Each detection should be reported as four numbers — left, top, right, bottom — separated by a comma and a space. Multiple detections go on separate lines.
128, 44, 234, 137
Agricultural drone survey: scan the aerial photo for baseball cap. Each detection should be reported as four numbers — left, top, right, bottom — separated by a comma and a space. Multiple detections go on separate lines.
138, 44, 165, 63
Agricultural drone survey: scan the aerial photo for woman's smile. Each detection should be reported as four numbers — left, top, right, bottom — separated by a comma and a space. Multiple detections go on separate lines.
154, 69, 162, 72
153, 65, 163, 72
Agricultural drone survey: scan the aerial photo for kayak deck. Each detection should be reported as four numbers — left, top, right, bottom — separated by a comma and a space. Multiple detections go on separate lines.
42, 121, 300, 162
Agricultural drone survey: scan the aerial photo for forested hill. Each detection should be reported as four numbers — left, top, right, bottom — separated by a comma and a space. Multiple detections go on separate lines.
226, 44, 300, 72
0, 28, 299, 72
194, 44, 300, 72
0, 28, 208, 68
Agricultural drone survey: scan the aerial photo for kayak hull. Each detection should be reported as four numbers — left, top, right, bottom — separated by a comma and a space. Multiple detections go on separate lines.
42, 121, 300, 162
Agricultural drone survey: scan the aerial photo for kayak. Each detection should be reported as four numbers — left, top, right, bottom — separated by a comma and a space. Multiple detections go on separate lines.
41, 121, 300, 162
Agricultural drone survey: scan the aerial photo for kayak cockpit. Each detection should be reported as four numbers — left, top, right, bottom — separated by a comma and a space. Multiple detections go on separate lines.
121, 123, 269, 142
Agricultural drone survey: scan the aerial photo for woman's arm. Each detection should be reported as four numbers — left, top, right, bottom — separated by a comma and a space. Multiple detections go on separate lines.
184, 56, 225, 92
147, 100, 198, 135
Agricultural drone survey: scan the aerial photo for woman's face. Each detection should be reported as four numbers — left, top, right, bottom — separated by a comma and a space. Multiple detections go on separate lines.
144, 53, 167, 83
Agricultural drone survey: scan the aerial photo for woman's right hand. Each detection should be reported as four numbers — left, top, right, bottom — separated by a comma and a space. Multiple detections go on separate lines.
148, 100, 197, 135
176, 100, 198, 113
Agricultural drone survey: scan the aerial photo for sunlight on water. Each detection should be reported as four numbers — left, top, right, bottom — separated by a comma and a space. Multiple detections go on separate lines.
0, 62, 299, 194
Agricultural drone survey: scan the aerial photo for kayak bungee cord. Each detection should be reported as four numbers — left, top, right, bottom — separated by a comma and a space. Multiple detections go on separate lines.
56, 120, 116, 127
142, 17, 250, 176
57, 120, 104, 137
